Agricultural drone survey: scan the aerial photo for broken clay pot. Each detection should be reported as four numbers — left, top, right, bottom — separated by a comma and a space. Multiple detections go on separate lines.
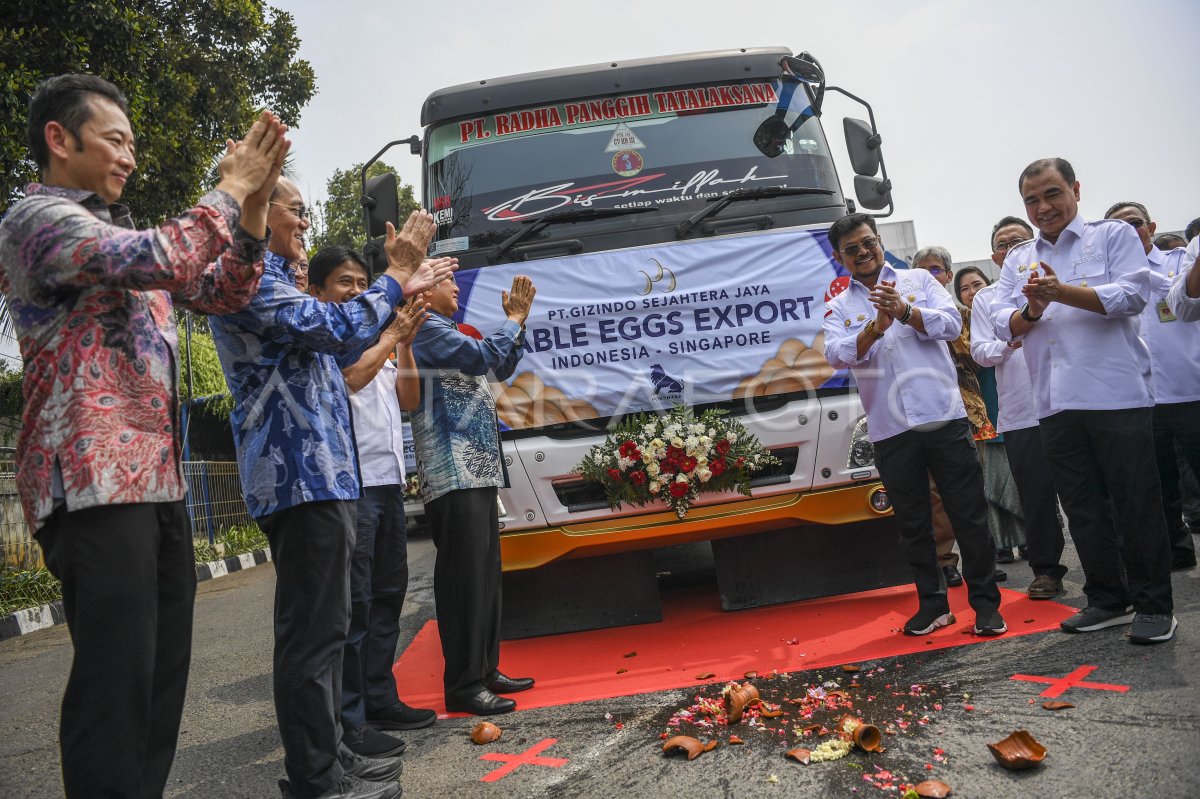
662, 735, 707, 760
785, 747, 812, 765
724, 682, 760, 724
470, 722, 502, 744
987, 730, 1047, 770
835, 714, 883, 752
914, 779, 952, 798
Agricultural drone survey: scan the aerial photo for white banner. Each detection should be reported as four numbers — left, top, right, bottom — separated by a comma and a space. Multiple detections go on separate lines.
457, 227, 843, 429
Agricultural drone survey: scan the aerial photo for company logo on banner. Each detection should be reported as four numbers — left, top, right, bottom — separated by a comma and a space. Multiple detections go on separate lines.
457, 228, 842, 430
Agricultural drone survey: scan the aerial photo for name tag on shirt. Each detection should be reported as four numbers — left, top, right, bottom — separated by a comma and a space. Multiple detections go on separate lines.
1157, 300, 1177, 323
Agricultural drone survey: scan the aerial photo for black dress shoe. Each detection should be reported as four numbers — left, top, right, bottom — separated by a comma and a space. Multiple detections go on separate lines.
994, 568, 1007, 582
941, 565, 963, 587
487, 672, 535, 694
445, 688, 516, 716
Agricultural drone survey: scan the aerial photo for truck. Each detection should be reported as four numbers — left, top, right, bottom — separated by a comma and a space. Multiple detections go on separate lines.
363, 48, 906, 634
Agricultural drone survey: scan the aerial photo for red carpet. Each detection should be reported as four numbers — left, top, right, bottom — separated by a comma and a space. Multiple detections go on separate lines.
393, 585, 1076, 714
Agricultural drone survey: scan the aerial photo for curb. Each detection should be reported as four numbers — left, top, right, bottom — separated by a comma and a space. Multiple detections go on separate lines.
0, 546, 273, 643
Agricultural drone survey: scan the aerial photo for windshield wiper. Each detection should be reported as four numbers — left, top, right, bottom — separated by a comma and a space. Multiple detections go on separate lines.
675, 186, 836, 238
490, 207, 659, 264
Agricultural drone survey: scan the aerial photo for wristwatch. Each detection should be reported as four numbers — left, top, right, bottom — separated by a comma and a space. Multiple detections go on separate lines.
863, 320, 885, 340
1020, 303, 1042, 323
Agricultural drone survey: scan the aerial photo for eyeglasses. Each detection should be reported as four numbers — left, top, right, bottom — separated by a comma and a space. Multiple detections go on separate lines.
269, 202, 310, 220
838, 236, 880, 257
1122, 218, 1146, 230
923, 266, 948, 276
992, 237, 1029, 254
293, 262, 309, 273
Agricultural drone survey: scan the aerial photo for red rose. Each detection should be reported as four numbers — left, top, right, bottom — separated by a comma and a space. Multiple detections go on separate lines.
607, 468, 623, 481
716, 438, 731, 455
629, 471, 647, 485
711, 460, 726, 476
669, 482, 689, 497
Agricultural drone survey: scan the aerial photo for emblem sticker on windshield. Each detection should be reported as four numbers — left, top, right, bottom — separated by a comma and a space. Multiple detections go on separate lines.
612, 149, 644, 177
605, 122, 646, 152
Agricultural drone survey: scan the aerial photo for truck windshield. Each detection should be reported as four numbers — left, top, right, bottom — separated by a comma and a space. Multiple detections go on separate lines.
425, 78, 839, 254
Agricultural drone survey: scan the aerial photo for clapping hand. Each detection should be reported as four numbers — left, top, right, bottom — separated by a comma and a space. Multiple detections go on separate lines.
1022, 261, 1060, 315
502, 275, 536, 326
387, 294, 431, 347
384, 212, 437, 282
868, 279, 899, 331
217, 111, 289, 207
401, 256, 457, 298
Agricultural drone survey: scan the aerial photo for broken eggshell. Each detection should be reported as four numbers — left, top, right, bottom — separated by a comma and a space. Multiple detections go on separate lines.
986, 730, 1047, 770
662, 735, 707, 760
914, 779, 952, 798
470, 721, 502, 744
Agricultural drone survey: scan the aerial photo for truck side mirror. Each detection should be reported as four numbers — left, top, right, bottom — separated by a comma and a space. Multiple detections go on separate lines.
854, 175, 892, 211
843, 118, 882, 177
362, 172, 399, 238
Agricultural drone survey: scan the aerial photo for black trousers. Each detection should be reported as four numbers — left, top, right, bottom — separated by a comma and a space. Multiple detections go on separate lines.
1003, 425, 1067, 579
1152, 400, 1200, 562
873, 418, 1001, 617
38, 501, 196, 799
1040, 408, 1173, 614
342, 484, 409, 730
425, 487, 502, 699
259, 500, 355, 798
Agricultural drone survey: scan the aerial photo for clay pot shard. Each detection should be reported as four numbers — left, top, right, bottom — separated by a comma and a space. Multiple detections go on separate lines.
470, 722, 502, 744
987, 730, 1047, 770
695, 672, 716, 680
785, 747, 812, 765
729, 735, 745, 745
663, 735, 706, 760
1042, 701, 1074, 711
841, 664, 861, 673
758, 703, 785, 719
914, 779, 952, 798
704, 740, 719, 752
724, 682, 761, 724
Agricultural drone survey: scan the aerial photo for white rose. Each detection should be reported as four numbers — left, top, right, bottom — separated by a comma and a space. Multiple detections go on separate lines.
646, 461, 660, 476
697, 467, 712, 483
675, 473, 689, 483
671, 437, 685, 449
649, 481, 661, 494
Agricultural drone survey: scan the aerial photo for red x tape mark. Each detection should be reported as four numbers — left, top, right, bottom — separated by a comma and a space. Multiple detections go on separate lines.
1010, 664, 1130, 698
479, 737, 569, 783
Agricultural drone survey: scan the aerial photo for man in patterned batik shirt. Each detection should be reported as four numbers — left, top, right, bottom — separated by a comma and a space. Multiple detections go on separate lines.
210, 192, 454, 799
0, 73, 286, 798
408, 272, 537, 717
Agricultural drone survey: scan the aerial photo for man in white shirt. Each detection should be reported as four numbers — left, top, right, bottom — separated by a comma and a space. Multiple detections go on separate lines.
1166, 233, 1200, 322
1103, 201, 1198, 571
990, 158, 1175, 644
971, 216, 1067, 599
308, 246, 440, 763
822, 213, 1005, 637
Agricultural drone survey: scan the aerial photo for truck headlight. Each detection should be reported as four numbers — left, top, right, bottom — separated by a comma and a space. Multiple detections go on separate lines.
847, 417, 874, 468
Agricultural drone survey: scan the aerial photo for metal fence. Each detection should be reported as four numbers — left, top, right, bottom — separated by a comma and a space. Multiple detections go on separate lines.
0, 461, 253, 571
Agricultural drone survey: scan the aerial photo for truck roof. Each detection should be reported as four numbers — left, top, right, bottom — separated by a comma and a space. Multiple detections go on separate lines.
420, 46, 792, 127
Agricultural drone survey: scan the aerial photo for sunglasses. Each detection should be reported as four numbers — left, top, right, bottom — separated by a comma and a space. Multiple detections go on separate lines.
270, 202, 310, 220
838, 236, 880, 258
1122, 218, 1146, 230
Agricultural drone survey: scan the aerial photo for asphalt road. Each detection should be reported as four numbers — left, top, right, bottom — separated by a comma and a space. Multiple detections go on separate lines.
1, 531, 1198, 799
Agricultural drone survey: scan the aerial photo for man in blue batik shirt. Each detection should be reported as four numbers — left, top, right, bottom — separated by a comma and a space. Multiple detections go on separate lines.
405, 272, 537, 717
211, 177, 455, 799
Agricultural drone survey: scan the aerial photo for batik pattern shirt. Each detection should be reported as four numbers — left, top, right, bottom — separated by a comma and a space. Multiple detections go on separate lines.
0, 184, 264, 530
210, 251, 404, 517
409, 312, 524, 503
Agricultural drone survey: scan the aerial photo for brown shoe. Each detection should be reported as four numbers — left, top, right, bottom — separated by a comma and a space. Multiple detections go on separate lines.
1027, 574, 1062, 600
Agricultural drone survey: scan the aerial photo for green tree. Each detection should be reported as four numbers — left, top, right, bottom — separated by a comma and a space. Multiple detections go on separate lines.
308, 160, 419, 253
177, 314, 234, 419
1, 0, 316, 221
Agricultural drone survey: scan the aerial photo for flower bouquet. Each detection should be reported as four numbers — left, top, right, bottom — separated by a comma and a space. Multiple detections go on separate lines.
573, 405, 781, 518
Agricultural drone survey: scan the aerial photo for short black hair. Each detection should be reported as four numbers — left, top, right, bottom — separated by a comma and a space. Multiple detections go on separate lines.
1153, 233, 1186, 251
828, 212, 878, 253
989, 215, 1033, 248
1185, 217, 1200, 242
953, 266, 991, 301
309, 245, 369, 289
1018, 158, 1075, 192
27, 73, 130, 169
1103, 201, 1150, 222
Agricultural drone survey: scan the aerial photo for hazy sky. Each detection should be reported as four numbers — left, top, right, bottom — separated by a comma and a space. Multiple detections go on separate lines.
280, 0, 1199, 263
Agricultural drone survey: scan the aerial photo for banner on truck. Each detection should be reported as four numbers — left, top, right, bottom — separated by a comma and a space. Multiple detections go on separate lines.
454, 227, 845, 430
